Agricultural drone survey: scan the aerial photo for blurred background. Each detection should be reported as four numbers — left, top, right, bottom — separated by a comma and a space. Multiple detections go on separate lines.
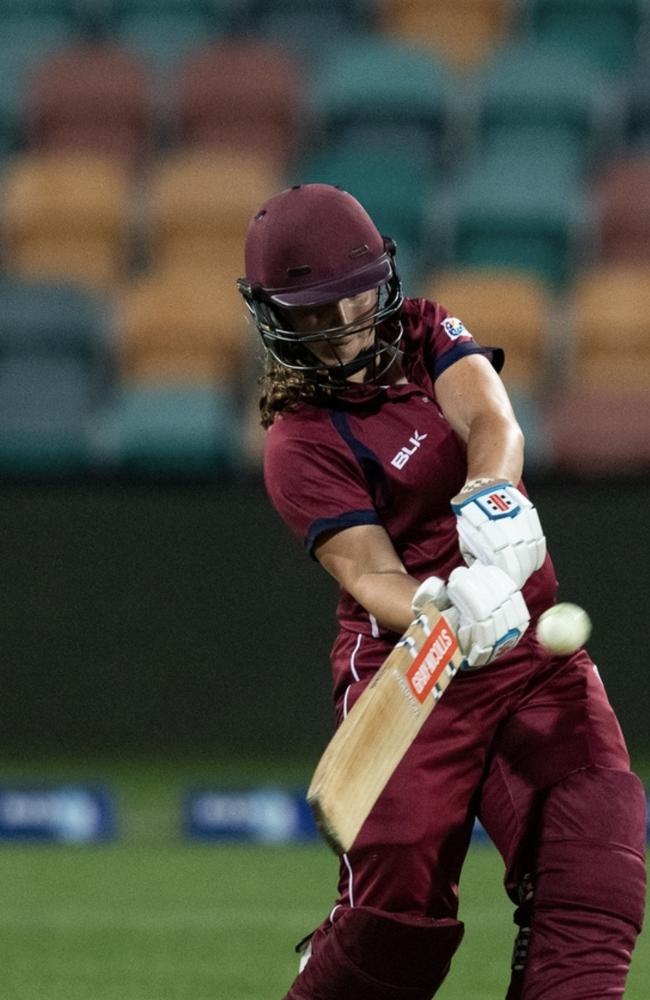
0, 2, 649, 998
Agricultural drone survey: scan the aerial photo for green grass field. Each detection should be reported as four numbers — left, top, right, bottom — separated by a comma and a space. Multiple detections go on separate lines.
1, 755, 647, 1000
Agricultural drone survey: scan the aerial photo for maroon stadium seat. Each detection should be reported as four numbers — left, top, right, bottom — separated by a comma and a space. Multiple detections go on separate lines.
26, 42, 153, 168
543, 263, 650, 474
593, 155, 650, 263
176, 39, 303, 171
543, 388, 650, 474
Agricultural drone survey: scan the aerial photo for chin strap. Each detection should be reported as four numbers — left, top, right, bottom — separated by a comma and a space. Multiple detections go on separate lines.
313, 323, 403, 390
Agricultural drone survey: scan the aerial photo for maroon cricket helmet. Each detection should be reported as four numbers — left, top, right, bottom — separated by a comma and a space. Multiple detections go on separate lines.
237, 183, 403, 387
242, 183, 395, 307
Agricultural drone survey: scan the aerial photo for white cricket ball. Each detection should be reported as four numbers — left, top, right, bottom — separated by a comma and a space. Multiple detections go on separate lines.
536, 603, 592, 655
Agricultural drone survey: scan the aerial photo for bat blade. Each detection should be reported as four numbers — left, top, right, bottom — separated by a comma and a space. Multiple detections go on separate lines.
307, 602, 464, 855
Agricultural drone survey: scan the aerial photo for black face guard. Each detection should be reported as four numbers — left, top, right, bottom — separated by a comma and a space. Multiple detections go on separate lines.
238, 267, 405, 390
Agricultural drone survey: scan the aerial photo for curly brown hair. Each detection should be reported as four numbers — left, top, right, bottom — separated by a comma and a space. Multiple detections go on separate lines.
258, 354, 330, 428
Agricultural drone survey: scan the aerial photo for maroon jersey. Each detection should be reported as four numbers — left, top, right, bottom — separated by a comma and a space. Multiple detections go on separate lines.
264, 298, 558, 674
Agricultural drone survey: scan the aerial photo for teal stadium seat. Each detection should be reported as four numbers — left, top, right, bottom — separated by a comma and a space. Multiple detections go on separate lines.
109, 0, 251, 75
0, 280, 113, 475
107, 0, 242, 21
0, 0, 84, 31
309, 39, 453, 167
249, 0, 375, 66
0, 20, 74, 157
100, 386, 239, 478
431, 143, 589, 286
294, 139, 437, 272
627, 49, 650, 148
469, 40, 623, 167
114, 11, 219, 80
526, 0, 649, 75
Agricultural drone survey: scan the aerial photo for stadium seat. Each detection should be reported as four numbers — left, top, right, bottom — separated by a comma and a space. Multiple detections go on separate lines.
0, 279, 113, 475
0, 1, 83, 32
116, 270, 246, 386
99, 384, 239, 477
543, 263, 650, 472
526, 0, 648, 75
543, 388, 650, 474
248, 0, 374, 66
0, 356, 99, 475
468, 40, 623, 166
0, 21, 73, 158
106, 0, 250, 32
309, 39, 453, 167
176, 40, 303, 171
2, 153, 132, 290
294, 139, 437, 258
26, 43, 153, 168
422, 269, 554, 392
431, 144, 589, 287
380, 0, 516, 71
627, 48, 650, 148
593, 155, 650, 262
147, 150, 280, 277
114, 10, 218, 80
569, 264, 650, 390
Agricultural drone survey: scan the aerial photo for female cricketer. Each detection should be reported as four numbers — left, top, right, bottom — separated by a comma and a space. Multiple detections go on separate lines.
237, 183, 646, 999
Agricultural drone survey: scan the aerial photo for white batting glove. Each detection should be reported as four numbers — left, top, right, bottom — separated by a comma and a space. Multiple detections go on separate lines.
446, 562, 530, 669
451, 479, 546, 589
411, 575, 450, 615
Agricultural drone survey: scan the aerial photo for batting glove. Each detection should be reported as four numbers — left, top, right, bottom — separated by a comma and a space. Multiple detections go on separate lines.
411, 575, 451, 616
451, 479, 546, 590
447, 562, 530, 669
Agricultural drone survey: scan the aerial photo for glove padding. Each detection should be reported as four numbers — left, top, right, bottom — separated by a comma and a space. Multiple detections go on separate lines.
446, 563, 530, 669
411, 575, 451, 616
451, 480, 546, 589
410, 565, 529, 670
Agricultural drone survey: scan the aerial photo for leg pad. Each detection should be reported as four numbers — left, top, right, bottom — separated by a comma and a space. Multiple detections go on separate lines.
284, 906, 464, 1000
507, 767, 647, 999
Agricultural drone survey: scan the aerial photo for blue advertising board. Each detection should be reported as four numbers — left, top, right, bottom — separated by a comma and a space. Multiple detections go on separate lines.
0, 786, 115, 843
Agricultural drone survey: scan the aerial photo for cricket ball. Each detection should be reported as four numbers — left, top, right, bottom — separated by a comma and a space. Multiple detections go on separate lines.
536, 602, 592, 655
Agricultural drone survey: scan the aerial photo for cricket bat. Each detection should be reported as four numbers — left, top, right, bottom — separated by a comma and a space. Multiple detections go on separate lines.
307, 600, 464, 855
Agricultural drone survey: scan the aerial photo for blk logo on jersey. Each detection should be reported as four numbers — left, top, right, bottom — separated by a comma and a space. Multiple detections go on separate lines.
391, 430, 428, 470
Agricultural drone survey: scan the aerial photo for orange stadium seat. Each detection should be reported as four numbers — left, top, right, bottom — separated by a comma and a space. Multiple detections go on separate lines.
176, 40, 303, 171
422, 268, 556, 468
147, 149, 281, 278
593, 156, 650, 263
569, 263, 650, 391
116, 269, 247, 386
423, 269, 554, 392
26, 43, 153, 168
381, 0, 516, 71
2, 153, 132, 289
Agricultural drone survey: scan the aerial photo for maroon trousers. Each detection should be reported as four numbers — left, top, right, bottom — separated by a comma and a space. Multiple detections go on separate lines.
285, 633, 646, 999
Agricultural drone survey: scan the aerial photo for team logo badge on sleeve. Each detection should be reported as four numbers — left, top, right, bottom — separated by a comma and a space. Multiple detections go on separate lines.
442, 317, 468, 340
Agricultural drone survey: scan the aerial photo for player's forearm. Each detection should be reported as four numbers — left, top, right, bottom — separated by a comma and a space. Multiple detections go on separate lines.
352, 570, 419, 634
464, 410, 524, 486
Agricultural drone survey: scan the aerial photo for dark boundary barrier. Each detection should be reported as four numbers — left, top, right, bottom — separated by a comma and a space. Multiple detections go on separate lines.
1, 477, 648, 755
